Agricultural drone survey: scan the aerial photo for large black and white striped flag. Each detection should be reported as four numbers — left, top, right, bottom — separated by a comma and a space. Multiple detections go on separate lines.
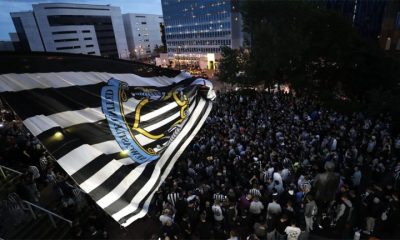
0, 64, 214, 226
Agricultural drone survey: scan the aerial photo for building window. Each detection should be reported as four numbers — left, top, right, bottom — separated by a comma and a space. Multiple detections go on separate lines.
52, 30, 77, 35
82, 30, 90, 33
88, 51, 96, 54
84, 37, 92, 40
44, 6, 109, 11
56, 46, 80, 50
396, 12, 400, 30
141, 22, 147, 24
54, 38, 79, 42
86, 44, 94, 48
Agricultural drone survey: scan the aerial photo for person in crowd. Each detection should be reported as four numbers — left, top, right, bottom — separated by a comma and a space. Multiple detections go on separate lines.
313, 161, 340, 208
334, 193, 353, 237
147, 90, 400, 240
211, 199, 224, 226
267, 196, 282, 223
304, 194, 317, 232
285, 220, 301, 240
276, 214, 290, 240
249, 196, 264, 221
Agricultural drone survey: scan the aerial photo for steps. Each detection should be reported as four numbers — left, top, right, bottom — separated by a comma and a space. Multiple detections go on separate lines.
2, 198, 104, 239
0, 165, 111, 239
0, 166, 73, 239
7, 213, 71, 240
0, 172, 21, 200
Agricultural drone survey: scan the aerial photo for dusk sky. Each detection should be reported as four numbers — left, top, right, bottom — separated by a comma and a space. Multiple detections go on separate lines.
0, 0, 163, 40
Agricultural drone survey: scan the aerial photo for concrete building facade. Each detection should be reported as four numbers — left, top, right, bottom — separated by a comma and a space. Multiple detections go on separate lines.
11, 3, 129, 59
123, 13, 164, 59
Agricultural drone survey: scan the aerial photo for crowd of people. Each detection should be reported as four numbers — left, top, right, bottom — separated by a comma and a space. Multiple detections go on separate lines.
1, 89, 400, 239
150, 90, 400, 240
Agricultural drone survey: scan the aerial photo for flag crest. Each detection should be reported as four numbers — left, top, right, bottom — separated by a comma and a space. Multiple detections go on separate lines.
101, 78, 195, 164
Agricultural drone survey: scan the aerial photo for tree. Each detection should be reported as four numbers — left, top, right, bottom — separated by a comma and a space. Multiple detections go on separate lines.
153, 44, 166, 54
241, 0, 313, 88
217, 46, 253, 86
237, 0, 400, 120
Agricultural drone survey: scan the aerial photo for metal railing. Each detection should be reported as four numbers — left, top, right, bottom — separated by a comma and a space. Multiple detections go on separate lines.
0, 165, 22, 180
22, 200, 73, 228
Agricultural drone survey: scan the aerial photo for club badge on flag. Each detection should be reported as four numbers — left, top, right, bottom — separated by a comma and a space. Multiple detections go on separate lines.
0, 57, 215, 227
100, 78, 193, 164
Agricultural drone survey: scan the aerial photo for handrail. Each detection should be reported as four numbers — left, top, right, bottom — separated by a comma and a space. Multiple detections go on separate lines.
0, 165, 23, 180
22, 200, 73, 228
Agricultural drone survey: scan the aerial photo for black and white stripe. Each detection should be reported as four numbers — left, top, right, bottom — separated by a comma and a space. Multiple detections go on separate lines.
0, 71, 213, 227
249, 188, 262, 197
213, 193, 227, 202
167, 192, 180, 207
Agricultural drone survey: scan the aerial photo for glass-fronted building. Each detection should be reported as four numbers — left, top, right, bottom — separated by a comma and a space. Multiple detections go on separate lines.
161, 0, 243, 59
324, 0, 400, 51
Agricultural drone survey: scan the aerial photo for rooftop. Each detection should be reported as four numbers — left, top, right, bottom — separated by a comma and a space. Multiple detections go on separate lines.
0, 51, 179, 77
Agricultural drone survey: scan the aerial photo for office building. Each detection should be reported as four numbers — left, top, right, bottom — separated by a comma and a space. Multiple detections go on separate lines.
11, 11, 44, 52
0, 41, 15, 51
8, 32, 21, 51
324, 0, 400, 51
161, 0, 243, 69
123, 13, 164, 59
378, 0, 400, 51
10, 3, 129, 59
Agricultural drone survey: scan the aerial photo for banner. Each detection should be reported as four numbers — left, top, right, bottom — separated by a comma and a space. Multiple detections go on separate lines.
0, 70, 214, 226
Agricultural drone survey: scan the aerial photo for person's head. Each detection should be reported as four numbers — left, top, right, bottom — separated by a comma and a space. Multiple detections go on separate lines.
324, 161, 335, 172
291, 219, 297, 226
246, 194, 252, 200
163, 208, 171, 216
200, 213, 207, 222
89, 226, 96, 233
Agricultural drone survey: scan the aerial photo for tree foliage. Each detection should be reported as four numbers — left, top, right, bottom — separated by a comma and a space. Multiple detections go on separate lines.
218, 46, 253, 86
225, 0, 400, 116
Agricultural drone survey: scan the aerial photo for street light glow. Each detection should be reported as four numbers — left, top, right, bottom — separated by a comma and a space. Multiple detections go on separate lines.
53, 131, 63, 140
121, 149, 130, 156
